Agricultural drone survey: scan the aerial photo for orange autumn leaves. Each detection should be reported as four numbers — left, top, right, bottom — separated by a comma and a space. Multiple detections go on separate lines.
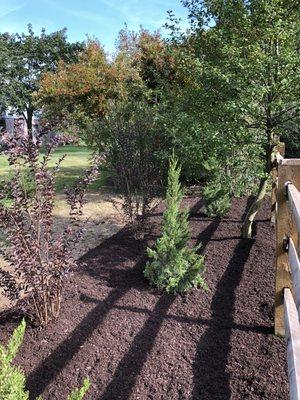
38, 40, 120, 119
38, 31, 178, 123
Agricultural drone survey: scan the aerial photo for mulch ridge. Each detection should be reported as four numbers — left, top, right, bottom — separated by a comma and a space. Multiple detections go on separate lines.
0, 196, 288, 399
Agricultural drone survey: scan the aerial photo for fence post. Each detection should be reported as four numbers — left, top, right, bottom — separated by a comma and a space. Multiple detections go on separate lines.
275, 158, 300, 336
271, 142, 285, 224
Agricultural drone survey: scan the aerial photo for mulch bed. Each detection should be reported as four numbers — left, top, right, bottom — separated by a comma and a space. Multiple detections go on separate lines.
0, 196, 288, 399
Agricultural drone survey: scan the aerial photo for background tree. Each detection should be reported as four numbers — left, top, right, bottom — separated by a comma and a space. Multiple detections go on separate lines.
0, 24, 83, 133
170, 0, 300, 236
98, 101, 166, 236
38, 28, 177, 139
115, 27, 177, 101
38, 39, 123, 136
38, 29, 178, 203
0, 33, 12, 114
37, 0, 300, 237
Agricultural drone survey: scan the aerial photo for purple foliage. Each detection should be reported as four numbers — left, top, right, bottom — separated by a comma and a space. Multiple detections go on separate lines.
0, 124, 99, 326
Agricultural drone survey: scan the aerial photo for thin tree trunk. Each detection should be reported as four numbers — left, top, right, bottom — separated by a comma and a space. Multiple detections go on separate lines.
24, 108, 33, 140
242, 144, 273, 239
27, 110, 33, 130
242, 175, 269, 239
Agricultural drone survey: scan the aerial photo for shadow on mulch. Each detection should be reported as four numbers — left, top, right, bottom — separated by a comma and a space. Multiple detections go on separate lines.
191, 237, 255, 400
99, 294, 175, 400
26, 288, 124, 399
0, 196, 288, 399
26, 203, 221, 399
28, 197, 253, 399
191, 197, 266, 399
26, 240, 149, 399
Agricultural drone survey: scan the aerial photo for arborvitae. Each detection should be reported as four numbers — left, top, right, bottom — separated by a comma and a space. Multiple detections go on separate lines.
203, 179, 231, 218
144, 154, 207, 294
202, 157, 231, 218
0, 320, 90, 400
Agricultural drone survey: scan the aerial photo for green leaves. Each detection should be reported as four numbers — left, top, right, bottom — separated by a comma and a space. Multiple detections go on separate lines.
5, 319, 26, 363
0, 25, 83, 126
166, 0, 300, 216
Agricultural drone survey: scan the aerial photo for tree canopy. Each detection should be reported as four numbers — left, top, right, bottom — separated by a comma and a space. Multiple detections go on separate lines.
167, 0, 300, 235
0, 24, 83, 130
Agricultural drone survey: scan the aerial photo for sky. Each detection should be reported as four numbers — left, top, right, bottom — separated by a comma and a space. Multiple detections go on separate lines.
0, 0, 189, 53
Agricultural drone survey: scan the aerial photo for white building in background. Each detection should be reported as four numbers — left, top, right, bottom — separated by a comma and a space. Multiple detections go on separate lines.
0, 113, 26, 135
0, 111, 39, 137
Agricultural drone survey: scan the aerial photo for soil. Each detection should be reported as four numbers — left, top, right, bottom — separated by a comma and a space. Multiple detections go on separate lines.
0, 196, 288, 400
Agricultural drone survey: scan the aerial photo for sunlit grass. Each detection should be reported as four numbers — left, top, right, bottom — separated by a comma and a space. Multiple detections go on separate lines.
0, 145, 105, 193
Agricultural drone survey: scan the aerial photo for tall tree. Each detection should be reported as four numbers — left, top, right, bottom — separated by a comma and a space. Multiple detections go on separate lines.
38, 39, 123, 132
38, 29, 178, 146
0, 24, 83, 134
115, 27, 177, 100
39, 28, 176, 120
178, 0, 300, 237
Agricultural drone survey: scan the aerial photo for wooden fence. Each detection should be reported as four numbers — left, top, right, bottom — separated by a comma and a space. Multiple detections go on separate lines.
273, 143, 300, 399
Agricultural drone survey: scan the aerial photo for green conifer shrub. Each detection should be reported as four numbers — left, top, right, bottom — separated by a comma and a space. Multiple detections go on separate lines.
144, 154, 207, 294
202, 157, 232, 218
203, 177, 231, 218
0, 320, 90, 400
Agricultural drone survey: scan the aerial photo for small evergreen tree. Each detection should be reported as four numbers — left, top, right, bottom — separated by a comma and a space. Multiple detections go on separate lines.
144, 154, 207, 294
0, 319, 28, 400
202, 157, 231, 218
0, 320, 90, 400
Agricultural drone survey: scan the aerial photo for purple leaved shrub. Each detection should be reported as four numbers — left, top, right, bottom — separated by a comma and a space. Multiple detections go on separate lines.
0, 125, 99, 326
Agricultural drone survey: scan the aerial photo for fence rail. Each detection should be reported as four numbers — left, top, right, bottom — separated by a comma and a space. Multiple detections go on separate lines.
273, 144, 300, 399
284, 288, 300, 400
287, 183, 300, 235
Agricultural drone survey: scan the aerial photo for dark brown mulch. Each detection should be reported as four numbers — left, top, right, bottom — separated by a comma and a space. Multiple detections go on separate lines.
0, 197, 288, 399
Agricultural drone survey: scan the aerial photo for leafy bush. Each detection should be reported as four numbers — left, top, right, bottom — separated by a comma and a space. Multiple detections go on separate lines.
98, 102, 166, 237
144, 154, 207, 294
0, 319, 90, 400
0, 129, 99, 326
203, 181, 231, 218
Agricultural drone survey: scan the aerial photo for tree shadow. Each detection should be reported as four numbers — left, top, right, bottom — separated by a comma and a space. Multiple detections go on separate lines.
26, 289, 125, 399
195, 218, 221, 252
191, 237, 255, 400
25, 198, 211, 396
189, 198, 204, 218
79, 226, 150, 290
26, 226, 151, 398
192, 235, 242, 242
99, 294, 175, 400
81, 295, 273, 336
189, 192, 256, 399
93, 205, 221, 399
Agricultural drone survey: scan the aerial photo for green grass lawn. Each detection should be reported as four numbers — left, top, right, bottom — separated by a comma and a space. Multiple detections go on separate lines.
0, 145, 105, 193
